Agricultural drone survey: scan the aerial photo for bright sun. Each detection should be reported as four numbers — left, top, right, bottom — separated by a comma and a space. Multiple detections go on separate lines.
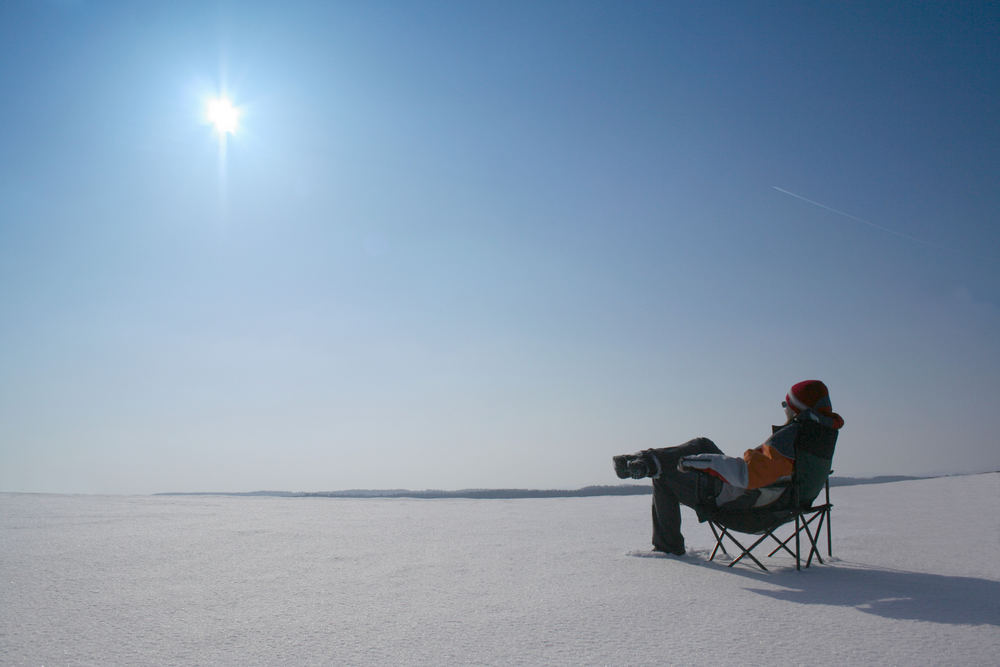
206, 97, 240, 135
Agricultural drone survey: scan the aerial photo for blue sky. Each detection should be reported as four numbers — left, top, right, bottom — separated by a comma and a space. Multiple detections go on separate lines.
1, 1, 998, 493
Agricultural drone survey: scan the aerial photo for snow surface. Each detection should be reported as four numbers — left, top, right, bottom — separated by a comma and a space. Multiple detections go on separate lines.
2, 473, 998, 666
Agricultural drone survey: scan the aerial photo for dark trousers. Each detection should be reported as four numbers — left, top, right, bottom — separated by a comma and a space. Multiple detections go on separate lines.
646, 438, 723, 554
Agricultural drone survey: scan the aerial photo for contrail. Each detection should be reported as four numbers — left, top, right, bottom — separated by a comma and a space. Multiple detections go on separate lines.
772, 186, 953, 252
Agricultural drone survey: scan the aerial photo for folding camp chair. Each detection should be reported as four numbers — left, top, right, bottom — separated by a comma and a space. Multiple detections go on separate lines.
706, 478, 833, 571
698, 416, 838, 572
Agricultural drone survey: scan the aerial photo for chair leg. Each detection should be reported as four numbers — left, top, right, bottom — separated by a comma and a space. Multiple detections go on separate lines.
795, 514, 801, 571
708, 521, 768, 570
766, 529, 798, 559
767, 510, 825, 557
708, 522, 729, 560
802, 510, 827, 567
825, 479, 833, 558
826, 505, 833, 558
725, 531, 770, 571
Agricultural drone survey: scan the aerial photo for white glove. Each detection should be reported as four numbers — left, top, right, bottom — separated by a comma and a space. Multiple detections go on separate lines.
678, 455, 714, 473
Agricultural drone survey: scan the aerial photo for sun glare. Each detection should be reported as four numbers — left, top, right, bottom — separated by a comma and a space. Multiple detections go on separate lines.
206, 97, 240, 135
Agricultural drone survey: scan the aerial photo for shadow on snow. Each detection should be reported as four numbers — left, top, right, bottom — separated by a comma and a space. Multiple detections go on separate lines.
637, 552, 1000, 626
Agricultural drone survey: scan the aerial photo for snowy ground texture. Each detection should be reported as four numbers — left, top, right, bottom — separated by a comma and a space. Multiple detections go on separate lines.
3, 474, 999, 666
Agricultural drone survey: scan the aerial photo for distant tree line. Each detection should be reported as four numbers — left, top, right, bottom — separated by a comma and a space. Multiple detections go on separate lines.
155, 475, 938, 499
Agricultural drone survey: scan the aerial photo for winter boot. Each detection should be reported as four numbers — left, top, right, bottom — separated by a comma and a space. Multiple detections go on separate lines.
613, 455, 634, 479
612, 453, 657, 479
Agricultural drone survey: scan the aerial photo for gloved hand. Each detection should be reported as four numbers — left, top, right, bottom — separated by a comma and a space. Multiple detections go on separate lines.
676, 453, 747, 488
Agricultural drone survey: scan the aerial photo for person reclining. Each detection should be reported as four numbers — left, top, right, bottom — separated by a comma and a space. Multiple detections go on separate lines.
613, 380, 845, 556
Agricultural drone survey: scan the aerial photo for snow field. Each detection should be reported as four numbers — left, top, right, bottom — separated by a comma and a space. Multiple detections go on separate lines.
2, 473, 998, 665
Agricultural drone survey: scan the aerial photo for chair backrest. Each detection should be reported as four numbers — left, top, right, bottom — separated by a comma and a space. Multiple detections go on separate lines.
791, 417, 838, 508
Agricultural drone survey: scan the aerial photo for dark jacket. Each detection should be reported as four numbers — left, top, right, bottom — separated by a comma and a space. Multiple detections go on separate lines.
683, 408, 844, 510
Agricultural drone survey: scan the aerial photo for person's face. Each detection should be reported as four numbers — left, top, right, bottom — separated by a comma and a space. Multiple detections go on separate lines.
782, 401, 796, 422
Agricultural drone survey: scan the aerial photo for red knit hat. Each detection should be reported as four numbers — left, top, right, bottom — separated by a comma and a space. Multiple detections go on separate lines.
787, 379, 834, 412
785, 380, 844, 427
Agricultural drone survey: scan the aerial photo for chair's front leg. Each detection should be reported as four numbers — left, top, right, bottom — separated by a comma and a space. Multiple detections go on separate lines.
708, 522, 729, 560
